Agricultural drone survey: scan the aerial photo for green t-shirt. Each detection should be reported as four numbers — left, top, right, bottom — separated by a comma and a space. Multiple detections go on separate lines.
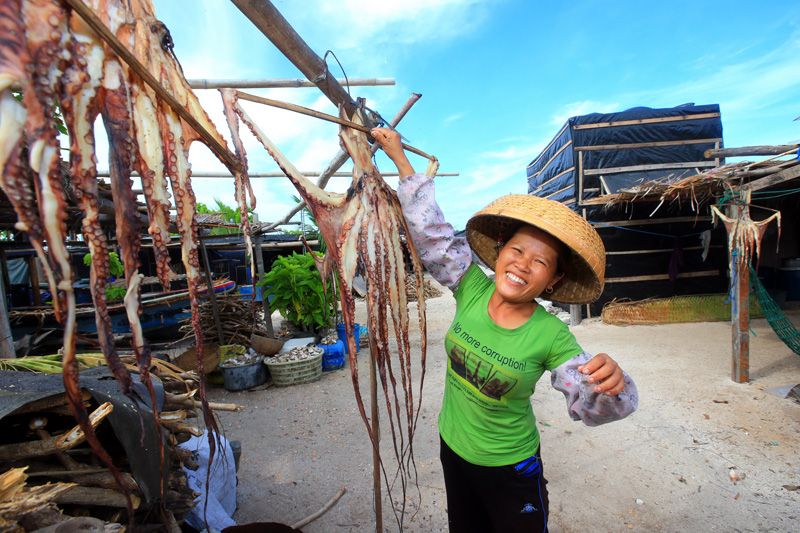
438, 264, 582, 466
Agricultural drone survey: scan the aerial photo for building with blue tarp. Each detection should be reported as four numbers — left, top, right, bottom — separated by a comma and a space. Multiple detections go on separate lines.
526, 103, 730, 316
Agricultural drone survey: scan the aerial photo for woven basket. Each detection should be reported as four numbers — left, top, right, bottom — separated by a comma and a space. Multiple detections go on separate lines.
264, 352, 323, 387
466, 194, 605, 304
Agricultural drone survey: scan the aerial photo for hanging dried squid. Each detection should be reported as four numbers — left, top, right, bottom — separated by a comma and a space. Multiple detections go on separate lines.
230, 100, 428, 522
0, 0, 252, 523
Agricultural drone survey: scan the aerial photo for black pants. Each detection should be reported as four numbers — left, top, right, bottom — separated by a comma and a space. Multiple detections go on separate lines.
440, 437, 550, 533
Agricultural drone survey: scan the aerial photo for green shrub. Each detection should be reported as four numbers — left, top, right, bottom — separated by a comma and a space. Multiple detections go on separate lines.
257, 252, 336, 331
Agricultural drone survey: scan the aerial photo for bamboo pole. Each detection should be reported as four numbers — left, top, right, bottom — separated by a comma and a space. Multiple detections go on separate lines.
236, 91, 435, 161
189, 78, 394, 89
230, 0, 358, 117
98, 171, 458, 178
61, 0, 242, 173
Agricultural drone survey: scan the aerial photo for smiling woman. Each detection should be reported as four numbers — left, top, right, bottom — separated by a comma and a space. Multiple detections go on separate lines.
371, 126, 638, 533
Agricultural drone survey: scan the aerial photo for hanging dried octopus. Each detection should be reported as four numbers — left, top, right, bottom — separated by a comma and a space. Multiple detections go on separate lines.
0, 0, 252, 524
230, 100, 428, 522
711, 190, 781, 278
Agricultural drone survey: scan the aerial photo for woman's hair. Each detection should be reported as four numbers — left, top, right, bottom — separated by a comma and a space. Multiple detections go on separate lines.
503, 222, 570, 275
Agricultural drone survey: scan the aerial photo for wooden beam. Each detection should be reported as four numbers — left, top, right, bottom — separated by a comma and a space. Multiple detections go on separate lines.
0, 259, 13, 358
188, 77, 395, 89
230, 0, 358, 117
582, 161, 717, 176
575, 138, 723, 152
604, 270, 720, 283
729, 204, 749, 383
572, 112, 721, 130
606, 245, 721, 256
25, 255, 41, 306
705, 144, 799, 159
591, 215, 712, 227
740, 163, 800, 193
61, 0, 242, 173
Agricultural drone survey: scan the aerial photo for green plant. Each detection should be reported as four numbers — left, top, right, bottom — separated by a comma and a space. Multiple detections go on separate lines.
83, 251, 124, 279
196, 198, 253, 235
257, 252, 337, 331
83, 252, 126, 301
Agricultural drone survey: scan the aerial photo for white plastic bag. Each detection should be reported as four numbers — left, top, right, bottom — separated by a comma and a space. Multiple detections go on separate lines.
179, 431, 237, 531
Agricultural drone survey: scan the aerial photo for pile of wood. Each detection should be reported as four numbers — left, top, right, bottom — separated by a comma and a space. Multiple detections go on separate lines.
175, 293, 265, 346
0, 359, 241, 532
406, 276, 443, 301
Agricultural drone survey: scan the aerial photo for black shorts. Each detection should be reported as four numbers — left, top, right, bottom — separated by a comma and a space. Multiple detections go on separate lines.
440, 437, 550, 533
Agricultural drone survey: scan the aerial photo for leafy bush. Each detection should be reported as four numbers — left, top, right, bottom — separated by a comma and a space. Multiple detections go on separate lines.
257, 252, 336, 331
82, 252, 126, 301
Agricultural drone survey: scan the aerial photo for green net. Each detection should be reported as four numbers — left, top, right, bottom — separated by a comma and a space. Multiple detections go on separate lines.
749, 265, 800, 355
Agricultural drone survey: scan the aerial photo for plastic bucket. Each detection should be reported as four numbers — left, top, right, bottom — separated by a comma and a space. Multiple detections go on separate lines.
320, 340, 346, 371
221, 359, 267, 391
336, 323, 360, 355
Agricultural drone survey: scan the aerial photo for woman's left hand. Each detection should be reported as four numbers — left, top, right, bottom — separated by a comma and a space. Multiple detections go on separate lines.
578, 353, 626, 396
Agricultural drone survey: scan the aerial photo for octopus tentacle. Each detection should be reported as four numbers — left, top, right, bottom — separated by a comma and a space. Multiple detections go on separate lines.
220, 89, 256, 311
233, 101, 427, 526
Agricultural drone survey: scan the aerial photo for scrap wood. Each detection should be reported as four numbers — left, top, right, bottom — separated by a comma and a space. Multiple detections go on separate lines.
291, 486, 347, 530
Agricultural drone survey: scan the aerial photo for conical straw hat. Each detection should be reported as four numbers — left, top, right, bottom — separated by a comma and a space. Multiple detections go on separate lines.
466, 194, 605, 304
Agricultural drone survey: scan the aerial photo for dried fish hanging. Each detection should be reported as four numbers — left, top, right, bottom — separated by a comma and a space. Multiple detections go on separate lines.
227, 99, 431, 524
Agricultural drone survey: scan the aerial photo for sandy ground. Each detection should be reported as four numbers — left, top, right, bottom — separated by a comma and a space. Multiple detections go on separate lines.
204, 278, 800, 532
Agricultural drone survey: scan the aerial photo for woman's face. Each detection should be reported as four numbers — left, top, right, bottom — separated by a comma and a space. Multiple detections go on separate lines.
493, 225, 565, 305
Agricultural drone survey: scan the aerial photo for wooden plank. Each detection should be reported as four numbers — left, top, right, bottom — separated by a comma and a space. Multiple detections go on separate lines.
583, 161, 716, 175
531, 167, 575, 193
606, 245, 720, 256
740, 163, 800, 193
530, 140, 573, 178
527, 123, 569, 169
545, 184, 574, 200
605, 270, 719, 283
705, 144, 798, 159
578, 151, 584, 202
591, 215, 712, 227
572, 112, 721, 130
0, 259, 13, 358
575, 138, 722, 151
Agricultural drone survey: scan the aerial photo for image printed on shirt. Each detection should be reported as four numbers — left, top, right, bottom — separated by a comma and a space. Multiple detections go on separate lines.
446, 335, 519, 401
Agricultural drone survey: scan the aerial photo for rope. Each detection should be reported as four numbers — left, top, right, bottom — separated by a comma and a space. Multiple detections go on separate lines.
749, 265, 800, 355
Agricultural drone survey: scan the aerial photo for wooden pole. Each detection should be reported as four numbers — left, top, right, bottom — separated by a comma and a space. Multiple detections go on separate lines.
189, 77, 394, 89
368, 324, 382, 532
25, 255, 42, 306
230, 0, 359, 117
199, 238, 226, 345
728, 205, 750, 383
236, 91, 435, 161
0, 259, 14, 357
705, 145, 799, 159
252, 232, 274, 337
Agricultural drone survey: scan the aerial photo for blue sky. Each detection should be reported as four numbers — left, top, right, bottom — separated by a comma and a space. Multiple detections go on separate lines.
144, 0, 800, 231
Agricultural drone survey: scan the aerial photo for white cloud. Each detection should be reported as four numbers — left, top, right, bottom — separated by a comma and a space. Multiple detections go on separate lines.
443, 111, 467, 125
550, 100, 621, 126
